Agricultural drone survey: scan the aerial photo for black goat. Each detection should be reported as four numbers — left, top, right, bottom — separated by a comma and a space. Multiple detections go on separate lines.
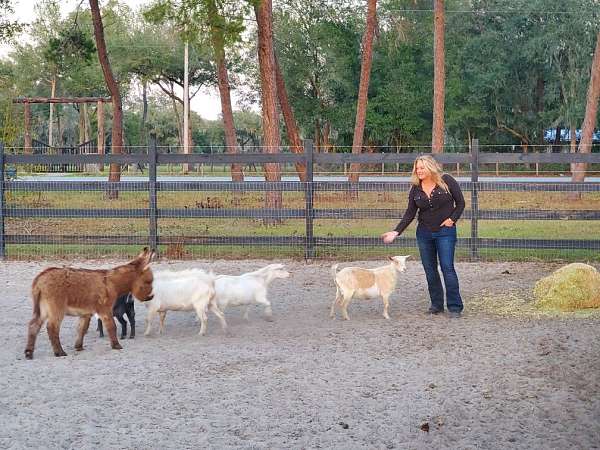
97, 293, 136, 339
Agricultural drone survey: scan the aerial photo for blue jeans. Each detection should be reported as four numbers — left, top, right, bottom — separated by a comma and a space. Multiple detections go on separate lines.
416, 224, 463, 312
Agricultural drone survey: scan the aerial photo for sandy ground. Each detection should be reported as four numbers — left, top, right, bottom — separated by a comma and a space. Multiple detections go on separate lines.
1, 259, 599, 450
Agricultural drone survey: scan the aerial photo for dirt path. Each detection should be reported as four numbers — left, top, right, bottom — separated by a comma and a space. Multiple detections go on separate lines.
1, 259, 599, 449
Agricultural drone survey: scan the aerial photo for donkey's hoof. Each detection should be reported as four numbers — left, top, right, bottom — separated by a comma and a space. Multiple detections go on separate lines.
111, 343, 123, 350
54, 351, 67, 357
24, 350, 33, 360
129, 335, 135, 339
75, 346, 84, 352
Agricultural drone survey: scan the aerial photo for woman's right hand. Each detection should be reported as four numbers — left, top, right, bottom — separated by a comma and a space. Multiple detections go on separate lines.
381, 231, 399, 244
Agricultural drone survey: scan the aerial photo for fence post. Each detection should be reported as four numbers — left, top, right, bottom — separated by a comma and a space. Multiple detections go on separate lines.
304, 139, 315, 260
0, 142, 5, 259
470, 139, 479, 261
148, 134, 158, 254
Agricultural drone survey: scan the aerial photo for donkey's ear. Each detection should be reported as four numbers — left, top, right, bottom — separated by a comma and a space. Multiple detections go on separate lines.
142, 249, 155, 268
136, 247, 150, 259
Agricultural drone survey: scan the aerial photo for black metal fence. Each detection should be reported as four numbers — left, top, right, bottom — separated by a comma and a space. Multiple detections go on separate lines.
1, 137, 600, 260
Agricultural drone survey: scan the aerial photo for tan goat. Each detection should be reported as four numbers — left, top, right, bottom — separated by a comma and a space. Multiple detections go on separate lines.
330, 256, 410, 320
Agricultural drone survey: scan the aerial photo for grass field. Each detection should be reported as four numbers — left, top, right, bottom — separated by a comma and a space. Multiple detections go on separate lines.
4, 188, 599, 261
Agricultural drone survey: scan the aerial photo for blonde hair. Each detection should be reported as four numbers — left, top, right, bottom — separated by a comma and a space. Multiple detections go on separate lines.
410, 155, 449, 192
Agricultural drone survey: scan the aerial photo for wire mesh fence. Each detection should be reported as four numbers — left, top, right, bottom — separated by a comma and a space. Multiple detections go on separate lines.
1, 139, 599, 262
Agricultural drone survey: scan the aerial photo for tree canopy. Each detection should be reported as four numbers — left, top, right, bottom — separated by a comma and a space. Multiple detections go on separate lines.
1, 0, 599, 152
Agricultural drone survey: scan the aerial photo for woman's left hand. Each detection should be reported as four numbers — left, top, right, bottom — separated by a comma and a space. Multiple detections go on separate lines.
441, 218, 455, 227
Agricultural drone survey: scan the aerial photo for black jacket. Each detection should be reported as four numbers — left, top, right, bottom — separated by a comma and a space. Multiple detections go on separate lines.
394, 174, 465, 235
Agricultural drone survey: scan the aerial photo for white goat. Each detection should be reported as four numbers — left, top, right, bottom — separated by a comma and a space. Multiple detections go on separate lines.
143, 269, 228, 336
330, 256, 410, 320
214, 263, 290, 321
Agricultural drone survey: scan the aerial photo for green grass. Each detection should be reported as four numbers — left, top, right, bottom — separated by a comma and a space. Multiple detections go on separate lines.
4, 189, 600, 261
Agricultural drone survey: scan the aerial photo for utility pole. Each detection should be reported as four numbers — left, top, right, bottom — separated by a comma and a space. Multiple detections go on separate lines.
183, 38, 190, 173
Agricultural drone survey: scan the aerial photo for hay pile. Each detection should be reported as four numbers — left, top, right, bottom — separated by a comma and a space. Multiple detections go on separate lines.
534, 263, 600, 311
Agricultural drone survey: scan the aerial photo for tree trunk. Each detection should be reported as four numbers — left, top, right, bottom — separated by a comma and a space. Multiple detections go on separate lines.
314, 119, 321, 153
322, 121, 331, 153
90, 0, 123, 198
48, 74, 56, 147
553, 125, 561, 153
432, 0, 445, 153
78, 105, 85, 145
571, 30, 600, 191
208, 1, 244, 183
255, 0, 282, 211
349, 0, 377, 183
97, 99, 104, 171
274, 54, 307, 181
141, 80, 148, 142
84, 102, 91, 143
536, 75, 545, 149
569, 122, 577, 177
169, 94, 183, 147
56, 104, 62, 147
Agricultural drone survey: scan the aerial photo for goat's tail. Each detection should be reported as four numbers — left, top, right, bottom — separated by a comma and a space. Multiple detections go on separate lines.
331, 264, 340, 283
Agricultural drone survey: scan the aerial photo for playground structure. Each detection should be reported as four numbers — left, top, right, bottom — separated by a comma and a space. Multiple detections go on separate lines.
12, 96, 111, 172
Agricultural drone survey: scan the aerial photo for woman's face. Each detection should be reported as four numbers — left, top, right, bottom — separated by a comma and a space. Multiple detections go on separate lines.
415, 161, 431, 181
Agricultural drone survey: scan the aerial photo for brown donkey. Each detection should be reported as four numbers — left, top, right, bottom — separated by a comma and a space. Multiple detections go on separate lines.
25, 248, 155, 359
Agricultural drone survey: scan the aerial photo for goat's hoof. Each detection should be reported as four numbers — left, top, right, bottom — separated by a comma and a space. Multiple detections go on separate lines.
129, 335, 135, 339
264, 316, 274, 322
111, 343, 123, 350
24, 350, 33, 360
54, 351, 67, 357
383, 315, 390, 320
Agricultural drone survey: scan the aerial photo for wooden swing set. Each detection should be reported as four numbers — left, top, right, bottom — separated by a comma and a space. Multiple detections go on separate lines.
12, 96, 111, 155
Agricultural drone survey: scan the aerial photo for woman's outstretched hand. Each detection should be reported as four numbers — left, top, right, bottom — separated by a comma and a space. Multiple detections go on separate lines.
381, 231, 399, 244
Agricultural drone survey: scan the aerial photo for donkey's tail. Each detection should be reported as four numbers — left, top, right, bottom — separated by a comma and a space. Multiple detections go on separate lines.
30, 285, 42, 319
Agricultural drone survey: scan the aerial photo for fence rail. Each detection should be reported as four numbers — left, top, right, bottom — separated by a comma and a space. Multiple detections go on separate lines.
1, 137, 599, 260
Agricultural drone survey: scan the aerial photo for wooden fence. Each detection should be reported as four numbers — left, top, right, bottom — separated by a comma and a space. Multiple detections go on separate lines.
1, 137, 600, 260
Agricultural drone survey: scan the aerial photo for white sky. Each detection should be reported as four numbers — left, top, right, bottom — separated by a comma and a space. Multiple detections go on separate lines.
1, 0, 244, 120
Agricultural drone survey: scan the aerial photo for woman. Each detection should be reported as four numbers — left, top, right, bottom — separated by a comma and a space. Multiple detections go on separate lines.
381, 155, 465, 317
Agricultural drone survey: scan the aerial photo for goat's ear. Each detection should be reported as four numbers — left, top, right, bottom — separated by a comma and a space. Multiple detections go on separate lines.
387, 256, 394, 261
